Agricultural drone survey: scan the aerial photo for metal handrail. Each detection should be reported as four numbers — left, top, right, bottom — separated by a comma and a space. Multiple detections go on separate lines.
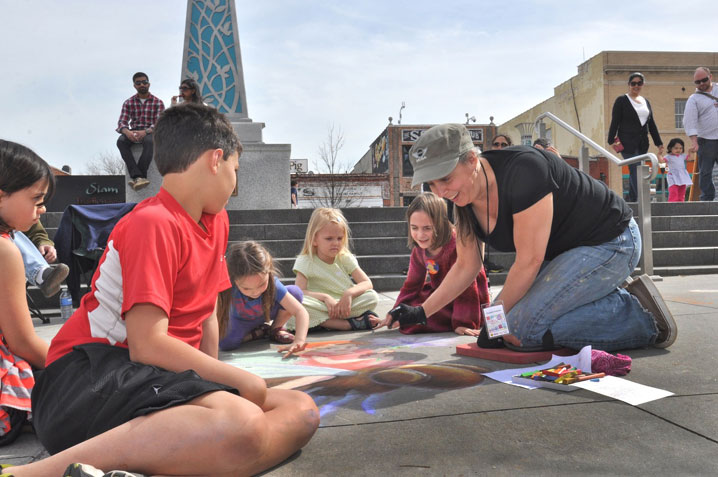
533, 111, 656, 276
534, 112, 658, 182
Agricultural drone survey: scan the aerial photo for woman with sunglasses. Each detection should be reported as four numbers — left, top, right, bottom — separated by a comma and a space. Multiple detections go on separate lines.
490, 134, 512, 150
171, 78, 204, 106
607, 72, 664, 202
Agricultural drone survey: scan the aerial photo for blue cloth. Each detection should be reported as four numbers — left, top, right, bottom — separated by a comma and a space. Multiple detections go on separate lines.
502, 218, 658, 352
12, 231, 47, 285
55, 203, 137, 304
219, 280, 303, 351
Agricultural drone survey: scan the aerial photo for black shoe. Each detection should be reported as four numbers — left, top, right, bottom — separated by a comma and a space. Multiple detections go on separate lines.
476, 326, 504, 349
484, 260, 504, 273
39, 264, 69, 298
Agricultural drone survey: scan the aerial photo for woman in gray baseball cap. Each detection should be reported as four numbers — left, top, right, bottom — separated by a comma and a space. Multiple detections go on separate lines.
386, 123, 676, 352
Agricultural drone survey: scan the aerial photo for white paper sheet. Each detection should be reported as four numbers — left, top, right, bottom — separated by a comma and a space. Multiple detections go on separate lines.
572, 375, 674, 406
482, 346, 593, 389
481, 345, 674, 405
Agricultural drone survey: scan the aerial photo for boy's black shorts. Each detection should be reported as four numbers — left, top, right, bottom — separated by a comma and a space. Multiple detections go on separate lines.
32, 343, 238, 454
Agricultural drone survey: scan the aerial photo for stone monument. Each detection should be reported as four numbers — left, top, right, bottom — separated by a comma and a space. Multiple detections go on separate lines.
127, 0, 291, 209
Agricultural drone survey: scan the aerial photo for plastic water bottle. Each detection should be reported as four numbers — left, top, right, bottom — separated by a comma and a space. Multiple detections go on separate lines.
59, 288, 73, 321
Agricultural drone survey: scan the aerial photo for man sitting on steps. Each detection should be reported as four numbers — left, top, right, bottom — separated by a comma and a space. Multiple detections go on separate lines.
116, 71, 165, 191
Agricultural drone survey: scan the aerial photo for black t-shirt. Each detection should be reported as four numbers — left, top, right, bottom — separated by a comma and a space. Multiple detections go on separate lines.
465, 146, 632, 260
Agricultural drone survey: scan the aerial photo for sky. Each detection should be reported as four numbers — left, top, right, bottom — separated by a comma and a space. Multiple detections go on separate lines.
1, 0, 715, 174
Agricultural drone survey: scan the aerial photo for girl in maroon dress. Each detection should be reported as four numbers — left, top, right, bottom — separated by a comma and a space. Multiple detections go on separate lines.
383, 193, 490, 335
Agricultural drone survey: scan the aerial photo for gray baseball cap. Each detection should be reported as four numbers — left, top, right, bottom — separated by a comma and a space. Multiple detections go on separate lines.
408, 123, 475, 187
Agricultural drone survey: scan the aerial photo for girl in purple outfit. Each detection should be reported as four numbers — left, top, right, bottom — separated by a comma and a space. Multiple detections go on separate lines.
218, 241, 309, 358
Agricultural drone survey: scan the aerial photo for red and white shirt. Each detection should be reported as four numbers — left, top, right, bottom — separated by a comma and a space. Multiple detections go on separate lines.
47, 188, 231, 366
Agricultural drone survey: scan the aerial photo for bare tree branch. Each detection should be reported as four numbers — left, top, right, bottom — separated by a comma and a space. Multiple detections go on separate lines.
311, 125, 358, 208
85, 151, 126, 175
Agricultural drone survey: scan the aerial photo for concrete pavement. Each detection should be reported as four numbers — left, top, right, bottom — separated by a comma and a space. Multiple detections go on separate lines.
4, 275, 718, 476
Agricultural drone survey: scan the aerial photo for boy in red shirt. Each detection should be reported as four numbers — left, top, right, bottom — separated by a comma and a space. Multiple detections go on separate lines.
10, 104, 318, 477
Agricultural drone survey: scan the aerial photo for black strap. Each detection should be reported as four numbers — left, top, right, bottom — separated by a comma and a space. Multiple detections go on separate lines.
696, 90, 718, 102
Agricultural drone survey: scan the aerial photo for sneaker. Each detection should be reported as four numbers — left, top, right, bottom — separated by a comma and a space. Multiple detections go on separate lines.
39, 263, 69, 298
625, 274, 677, 348
133, 177, 150, 190
63, 464, 105, 477
127, 178, 137, 188
483, 259, 504, 273
63, 464, 145, 477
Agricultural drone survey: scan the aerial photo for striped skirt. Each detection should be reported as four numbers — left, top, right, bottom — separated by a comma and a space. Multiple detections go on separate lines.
0, 336, 34, 437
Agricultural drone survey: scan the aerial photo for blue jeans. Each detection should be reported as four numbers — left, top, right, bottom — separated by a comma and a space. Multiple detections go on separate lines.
697, 138, 718, 201
12, 231, 49, 286
504, 218, 657, 351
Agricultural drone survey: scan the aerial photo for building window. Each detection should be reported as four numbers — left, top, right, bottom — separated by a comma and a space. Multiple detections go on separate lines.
675, 99, 687, 129
402, 145, 413, 177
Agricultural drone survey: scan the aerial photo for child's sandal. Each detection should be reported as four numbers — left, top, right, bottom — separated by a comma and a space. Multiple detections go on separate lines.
348, 311, 378, 330
246, 323, 270, 341
270, 327, 295, 344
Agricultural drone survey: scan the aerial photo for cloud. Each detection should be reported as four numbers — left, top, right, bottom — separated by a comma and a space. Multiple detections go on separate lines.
1, 0, 714, 173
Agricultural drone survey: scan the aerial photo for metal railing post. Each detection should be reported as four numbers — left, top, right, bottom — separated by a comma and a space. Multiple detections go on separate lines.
637, 164, 654, 276
533, 112, 658, 280
579, 143, 589, 174
538, 121, 547, 139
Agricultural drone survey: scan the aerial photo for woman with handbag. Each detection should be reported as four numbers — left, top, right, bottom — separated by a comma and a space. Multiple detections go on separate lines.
607, 72, 664, 202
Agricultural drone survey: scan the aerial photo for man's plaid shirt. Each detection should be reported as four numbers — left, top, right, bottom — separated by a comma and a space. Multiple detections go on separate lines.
116, 94, 165, 132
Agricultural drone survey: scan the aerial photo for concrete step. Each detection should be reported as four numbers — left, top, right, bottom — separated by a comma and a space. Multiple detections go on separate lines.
229, 221, 407, 241
27, 284, 91, 310
655, 264, 718, 276
653, 230, 718, 248
654, 247, 718, 267
227, 207, 407, 225
652, 215, 718, 231
279, 274, 408, 293
241, 237, 410, 258
275, 254, 411, 277
629, 200, 718, 216
32, 203, 718, 314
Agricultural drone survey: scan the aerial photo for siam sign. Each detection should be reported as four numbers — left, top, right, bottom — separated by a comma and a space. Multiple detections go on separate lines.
45, 175, 126, 212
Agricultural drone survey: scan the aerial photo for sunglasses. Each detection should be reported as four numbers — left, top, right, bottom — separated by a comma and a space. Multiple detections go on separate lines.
695, 76, 710, 85
134, 80, 149, 85
492, 142, 509, 148
629, 81, 643, 87
179, 86, 192, 91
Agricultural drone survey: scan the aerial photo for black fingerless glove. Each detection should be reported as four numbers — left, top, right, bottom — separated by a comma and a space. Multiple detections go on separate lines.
388, 304, 427, 327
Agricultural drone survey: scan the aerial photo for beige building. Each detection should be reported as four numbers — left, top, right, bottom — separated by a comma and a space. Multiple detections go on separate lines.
500, 51, 718, 194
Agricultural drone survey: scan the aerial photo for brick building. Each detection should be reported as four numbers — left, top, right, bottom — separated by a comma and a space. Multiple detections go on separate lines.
351, 122, 498, 206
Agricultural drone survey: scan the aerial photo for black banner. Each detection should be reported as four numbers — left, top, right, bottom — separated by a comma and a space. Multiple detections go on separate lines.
46, 175, 126, 212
